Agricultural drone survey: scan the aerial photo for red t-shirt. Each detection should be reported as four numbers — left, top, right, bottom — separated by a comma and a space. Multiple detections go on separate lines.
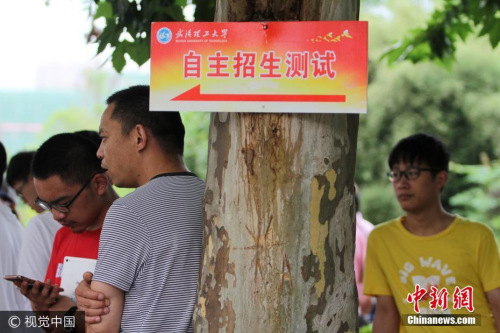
44, 227, 101, 285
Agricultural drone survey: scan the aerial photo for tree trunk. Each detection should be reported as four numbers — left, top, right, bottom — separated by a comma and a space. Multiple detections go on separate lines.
194, 1, 360, 332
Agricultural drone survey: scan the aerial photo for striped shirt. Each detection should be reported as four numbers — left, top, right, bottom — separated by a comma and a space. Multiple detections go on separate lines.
93, 173, 204, 332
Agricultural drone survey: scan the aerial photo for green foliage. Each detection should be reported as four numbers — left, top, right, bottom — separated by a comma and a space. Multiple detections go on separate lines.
382, 0, 500, 66
181, 112, 210, 179
113, 186, 135, 198
358, 45, 500, 221
359, 323, 373, 333
92, 0, 183, 72
449, 160, 500, 238
193, 0, 216, 22
359, 181, 402, 225
90, 0, 215, 72
358, 1, 500, 224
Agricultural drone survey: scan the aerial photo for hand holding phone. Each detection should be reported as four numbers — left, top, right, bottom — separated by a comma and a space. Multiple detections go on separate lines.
3, 275, 64, 292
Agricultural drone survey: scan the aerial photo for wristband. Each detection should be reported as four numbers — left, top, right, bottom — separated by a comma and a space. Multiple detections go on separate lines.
64, 306, 79, 332
64, 306, 78, 317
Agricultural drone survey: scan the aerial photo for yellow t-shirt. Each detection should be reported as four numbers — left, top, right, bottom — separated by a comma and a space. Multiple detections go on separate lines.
364, 216, 500, 332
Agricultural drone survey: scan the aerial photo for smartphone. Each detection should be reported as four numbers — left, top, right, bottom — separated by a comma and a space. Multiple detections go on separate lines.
3, 275, 64, 292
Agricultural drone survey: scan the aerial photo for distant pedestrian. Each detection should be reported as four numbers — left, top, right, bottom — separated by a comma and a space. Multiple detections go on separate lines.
0, 141, 29, 311
7, 151, 61, 281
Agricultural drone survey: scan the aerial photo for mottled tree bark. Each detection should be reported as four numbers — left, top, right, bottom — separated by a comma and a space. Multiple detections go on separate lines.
194, 1, 360, 332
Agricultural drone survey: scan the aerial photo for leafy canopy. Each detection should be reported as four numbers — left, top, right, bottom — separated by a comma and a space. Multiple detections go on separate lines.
89, 0, 214, 72
382, 0, 500, 68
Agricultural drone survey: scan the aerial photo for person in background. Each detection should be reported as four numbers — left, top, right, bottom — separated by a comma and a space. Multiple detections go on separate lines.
0, 140, 30, 311
354, 184, 375, 324
0, 191, 17, 216
7, 151, 61, 281
18, 132, 118, 319
364, 133, 500, 332
0, 172, 18, 216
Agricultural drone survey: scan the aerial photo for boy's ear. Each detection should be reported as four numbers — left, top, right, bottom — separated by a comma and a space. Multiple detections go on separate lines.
93, 173, 110, 195
435, 170, 448, 191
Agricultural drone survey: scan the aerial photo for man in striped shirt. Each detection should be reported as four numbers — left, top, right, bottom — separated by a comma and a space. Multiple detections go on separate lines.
76, 85, 205, 333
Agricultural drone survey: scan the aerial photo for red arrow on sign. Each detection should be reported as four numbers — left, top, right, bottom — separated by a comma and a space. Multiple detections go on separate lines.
171, 85, 346, 102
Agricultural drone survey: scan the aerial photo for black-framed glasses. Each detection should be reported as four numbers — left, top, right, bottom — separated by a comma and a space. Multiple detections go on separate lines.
35, 173, 101, 213
387, 167, 437, 182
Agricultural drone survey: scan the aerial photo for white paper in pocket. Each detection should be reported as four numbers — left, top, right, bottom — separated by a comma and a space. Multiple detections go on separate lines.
60, 256, 97, 302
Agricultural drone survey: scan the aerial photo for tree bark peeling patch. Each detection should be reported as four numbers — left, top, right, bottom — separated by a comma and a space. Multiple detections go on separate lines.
336, 320, 350, 333
224, 299, 237, 332
205, 281, 237, 333
319, 169, 338, 222
242, 147, 255, 176
207, 236, 214, 274
335, 239, 345, 274
301, 253, 320, 284
197, 222, 237, 332
305, 294, 328, 333
333, 135, 350, 162
280, 253, 293, 292
212, 113, 231, 196
199, 296, 207, 318
309, 169, 339, 298
305, 169, 340, 331
199, 215, 214, 287
205, 188, 214, 205
309, 176, 330, 295
268, 114, 289, 193
323, 229, 336, 295
214, 227, 236, 289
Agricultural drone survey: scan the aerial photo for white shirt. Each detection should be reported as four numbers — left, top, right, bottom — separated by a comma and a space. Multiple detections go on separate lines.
17, 211, 61, 281
0, 204, 30, 311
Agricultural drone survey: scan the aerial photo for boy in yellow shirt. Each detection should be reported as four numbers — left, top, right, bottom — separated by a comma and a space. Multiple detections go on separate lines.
364, 133, 500, 332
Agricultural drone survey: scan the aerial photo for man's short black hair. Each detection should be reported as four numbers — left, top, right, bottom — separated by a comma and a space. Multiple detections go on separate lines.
6, 151, 35, 187
0, 141, 6, 187
388, 133, 450, 174
32, 133, 105, 185
106, 85, 185, 155
74, 130, 101, 148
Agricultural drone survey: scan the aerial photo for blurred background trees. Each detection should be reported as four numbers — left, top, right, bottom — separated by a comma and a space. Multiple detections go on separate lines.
357, 0, 500, 239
